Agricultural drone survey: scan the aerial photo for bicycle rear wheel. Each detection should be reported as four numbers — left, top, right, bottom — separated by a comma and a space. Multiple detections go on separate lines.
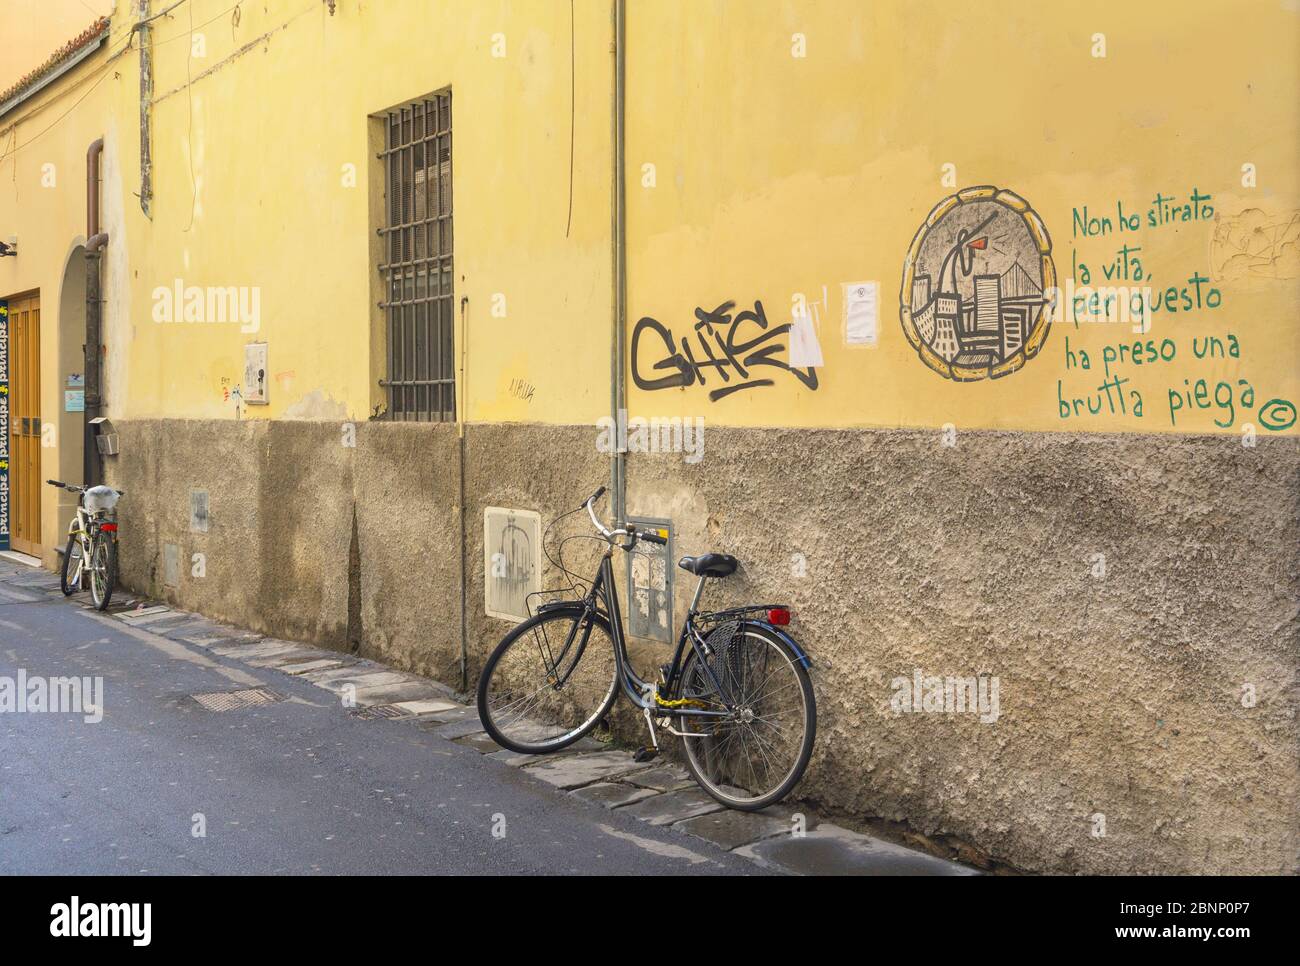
676, 622, 816, 811
477, 605, 620, 754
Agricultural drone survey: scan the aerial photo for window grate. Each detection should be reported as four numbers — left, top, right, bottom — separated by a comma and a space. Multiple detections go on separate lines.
378, 90, 454, 421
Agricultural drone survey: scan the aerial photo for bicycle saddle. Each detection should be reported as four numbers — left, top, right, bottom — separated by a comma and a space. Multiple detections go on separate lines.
678, 553, 738, 578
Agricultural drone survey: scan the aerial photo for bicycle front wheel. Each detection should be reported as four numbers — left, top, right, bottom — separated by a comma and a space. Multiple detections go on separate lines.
477, 605, 620, 754
60, 534, 81, 596
89, 532, 116, 611
677, 623, 816, 811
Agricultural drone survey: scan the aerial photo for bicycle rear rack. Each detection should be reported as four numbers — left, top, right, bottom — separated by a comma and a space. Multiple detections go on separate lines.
696, 603, 788, 624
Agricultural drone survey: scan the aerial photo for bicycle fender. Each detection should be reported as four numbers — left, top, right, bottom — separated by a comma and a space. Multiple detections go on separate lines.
742, 620, 813, 670
536, 599, 584, 614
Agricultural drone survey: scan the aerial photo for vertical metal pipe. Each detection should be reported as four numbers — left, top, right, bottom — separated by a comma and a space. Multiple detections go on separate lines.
84, 253, 100, 487
85, 137, 107, 488
457, 295, 469, 691
610, 0, 627, 524
138, 0, 153, 218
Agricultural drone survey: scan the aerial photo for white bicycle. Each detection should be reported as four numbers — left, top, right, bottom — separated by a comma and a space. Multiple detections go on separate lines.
48, 479, 123, 611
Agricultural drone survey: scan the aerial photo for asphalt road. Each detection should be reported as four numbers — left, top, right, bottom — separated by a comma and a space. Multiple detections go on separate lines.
0, 559, 761, 875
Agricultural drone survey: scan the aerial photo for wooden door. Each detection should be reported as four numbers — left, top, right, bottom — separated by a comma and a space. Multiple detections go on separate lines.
6, 293, 41, 556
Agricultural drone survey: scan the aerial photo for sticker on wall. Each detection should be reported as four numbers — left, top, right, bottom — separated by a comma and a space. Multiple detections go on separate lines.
900, 186, 1054, 381
0, 299, 9, 552
483, 507, 542, 622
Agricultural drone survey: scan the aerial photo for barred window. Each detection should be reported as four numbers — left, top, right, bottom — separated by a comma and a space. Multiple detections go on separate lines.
378, 90, 453, 421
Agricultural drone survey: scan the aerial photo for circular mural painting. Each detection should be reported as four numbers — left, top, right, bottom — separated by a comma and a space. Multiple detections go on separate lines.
900, 186, 1055, 381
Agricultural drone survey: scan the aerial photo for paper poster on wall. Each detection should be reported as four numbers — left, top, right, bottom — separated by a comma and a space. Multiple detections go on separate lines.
844, 281, 879, 346
788, 306, 824, 368
0, 299, 9, 551
65, 390, 85, 413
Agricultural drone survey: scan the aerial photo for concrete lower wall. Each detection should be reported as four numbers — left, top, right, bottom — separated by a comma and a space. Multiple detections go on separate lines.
105, 418, 1299, 874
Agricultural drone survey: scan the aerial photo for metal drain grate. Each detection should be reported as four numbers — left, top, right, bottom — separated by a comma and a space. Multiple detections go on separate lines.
190, 688, 282, 712
350, 704, 409, 720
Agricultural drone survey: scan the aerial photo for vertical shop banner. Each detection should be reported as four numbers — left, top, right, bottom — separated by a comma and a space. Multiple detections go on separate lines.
0, 298, 9, 551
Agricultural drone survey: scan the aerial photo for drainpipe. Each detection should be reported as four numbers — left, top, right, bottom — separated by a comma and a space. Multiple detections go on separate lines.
610, 0, 627, 524
85, 137, 107, 487
457, 295, 469, 692
137, 0, 153, 218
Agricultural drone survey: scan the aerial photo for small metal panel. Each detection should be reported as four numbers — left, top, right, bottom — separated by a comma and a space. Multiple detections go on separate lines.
627, 516, 673, 643
190, 490, 209, 533
163, 542, 181, 588
189, 688, 281, 712
350, 704, 410, 720
243, 342, 268, 405
483, 507, 541, 622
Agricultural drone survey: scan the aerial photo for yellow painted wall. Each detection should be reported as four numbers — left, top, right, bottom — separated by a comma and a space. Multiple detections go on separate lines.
4, 0, 1300, 564
0, 16, 121, 564
625, 0, 1300, 436
105, 0, 614, 426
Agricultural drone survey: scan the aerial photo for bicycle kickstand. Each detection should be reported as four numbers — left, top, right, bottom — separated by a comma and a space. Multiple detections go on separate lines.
634, 687, 660, 763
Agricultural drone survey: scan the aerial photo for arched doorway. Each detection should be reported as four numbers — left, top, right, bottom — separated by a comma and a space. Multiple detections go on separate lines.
55, 245, 88, 547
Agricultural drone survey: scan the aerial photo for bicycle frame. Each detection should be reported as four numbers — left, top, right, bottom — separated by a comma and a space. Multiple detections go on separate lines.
533, 488, 812, 735
64, 504, 93, 585
52, 481, 120, 590
559, 548, 743, 720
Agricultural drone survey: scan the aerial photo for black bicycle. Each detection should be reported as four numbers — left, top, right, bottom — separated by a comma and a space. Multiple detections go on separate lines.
477, 486, 816, 810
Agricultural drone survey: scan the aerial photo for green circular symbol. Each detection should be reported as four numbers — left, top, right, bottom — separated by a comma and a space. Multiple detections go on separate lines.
1258, 398, 1297, 432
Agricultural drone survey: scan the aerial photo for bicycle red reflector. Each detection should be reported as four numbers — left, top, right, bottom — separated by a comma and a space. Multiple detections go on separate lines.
100, 523, 117, 532
767, 607, 791, 626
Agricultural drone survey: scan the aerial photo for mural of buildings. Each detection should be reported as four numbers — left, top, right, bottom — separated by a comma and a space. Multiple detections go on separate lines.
910, 261, 1046, 369
974, 275, 1001, 332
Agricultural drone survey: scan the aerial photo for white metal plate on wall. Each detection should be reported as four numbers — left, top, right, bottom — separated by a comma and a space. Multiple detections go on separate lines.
483, 507, 542, 622
244, 342, 268, 404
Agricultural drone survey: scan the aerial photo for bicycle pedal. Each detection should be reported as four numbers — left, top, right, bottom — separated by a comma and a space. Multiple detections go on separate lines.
632, 746, 658, 763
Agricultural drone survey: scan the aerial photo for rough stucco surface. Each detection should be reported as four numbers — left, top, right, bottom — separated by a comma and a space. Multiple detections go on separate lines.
349, 423, 460, 681
628, 428, 1300, 876
107, 420, 609, 686
106, 419, 1299, 874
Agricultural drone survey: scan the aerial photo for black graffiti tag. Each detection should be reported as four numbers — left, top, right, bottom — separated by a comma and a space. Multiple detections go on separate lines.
631, 300, 820, 402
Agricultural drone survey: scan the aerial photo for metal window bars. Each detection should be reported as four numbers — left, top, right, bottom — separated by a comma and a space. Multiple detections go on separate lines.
377, 90, 454, 421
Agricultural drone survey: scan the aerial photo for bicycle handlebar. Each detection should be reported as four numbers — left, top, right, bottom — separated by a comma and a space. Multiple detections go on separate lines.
585, 488, 615, 540
583, 486, 667, 547
46, 479, 124, 496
